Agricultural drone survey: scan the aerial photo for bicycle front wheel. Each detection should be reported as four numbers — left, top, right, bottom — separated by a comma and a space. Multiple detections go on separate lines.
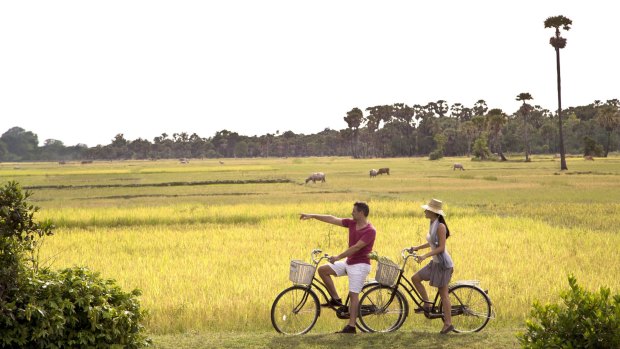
271, 285, 320, 335
442, 284, 492, 333
357, 285, 408, 333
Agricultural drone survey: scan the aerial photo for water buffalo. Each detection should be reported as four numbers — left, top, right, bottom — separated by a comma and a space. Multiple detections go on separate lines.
453, 163, 465, 171
305, 172, 326, 184
377, 168, 390, 175
369, 169, 378, 178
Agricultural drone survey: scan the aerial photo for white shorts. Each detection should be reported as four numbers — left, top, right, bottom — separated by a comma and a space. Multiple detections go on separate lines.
328, 260, 371, 293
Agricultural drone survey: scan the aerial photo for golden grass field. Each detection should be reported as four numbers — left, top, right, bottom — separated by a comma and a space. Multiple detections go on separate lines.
1, 155, 619, 335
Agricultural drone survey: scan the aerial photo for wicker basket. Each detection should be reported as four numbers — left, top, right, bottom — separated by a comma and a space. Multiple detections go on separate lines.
375, 258, 400, 286
289, 260, 316, 285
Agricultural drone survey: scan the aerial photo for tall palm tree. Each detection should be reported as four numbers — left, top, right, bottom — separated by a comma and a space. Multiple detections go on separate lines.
344, 108, 363, 158
545, 15, 572, 170
486, 108, 508, 160
516, 92, 534, 162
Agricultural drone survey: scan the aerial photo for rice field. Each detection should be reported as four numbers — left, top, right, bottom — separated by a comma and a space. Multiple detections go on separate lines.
1, 155, 619, 334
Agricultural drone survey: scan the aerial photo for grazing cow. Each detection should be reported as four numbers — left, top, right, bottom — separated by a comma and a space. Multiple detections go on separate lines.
453, 163, 465, 171
377, 168, 390, 175
305, 172, 326, 184
369, 169, 378, 178
584, 155, 594, 161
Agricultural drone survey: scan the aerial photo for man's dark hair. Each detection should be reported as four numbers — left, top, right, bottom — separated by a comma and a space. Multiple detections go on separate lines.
354, 201, 370, 217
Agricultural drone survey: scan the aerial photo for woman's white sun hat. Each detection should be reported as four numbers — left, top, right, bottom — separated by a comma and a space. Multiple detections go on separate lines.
421, 198, 445, 216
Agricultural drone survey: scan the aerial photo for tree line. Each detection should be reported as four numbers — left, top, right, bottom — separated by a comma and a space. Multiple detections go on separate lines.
1, 98, 618, 162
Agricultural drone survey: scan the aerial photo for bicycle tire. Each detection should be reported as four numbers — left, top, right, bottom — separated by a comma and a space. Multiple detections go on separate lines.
354, 282, 381, 333
357, 285, 409, 333
271, 285, 320, 335
441, 284, 492, 333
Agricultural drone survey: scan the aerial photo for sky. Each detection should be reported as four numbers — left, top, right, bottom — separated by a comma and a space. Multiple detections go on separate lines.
1, 1, 618, 147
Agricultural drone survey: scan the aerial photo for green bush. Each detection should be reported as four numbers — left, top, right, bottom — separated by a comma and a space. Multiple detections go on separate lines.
1, 267, 150, 348
583, 136, 604, 157
518, 275, 620, 349
473, 134, 492, 160
0, 181, 150, 348
428, 149, 444, 160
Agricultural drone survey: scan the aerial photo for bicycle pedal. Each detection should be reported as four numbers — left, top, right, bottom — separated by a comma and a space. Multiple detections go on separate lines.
336, 306, 350, 319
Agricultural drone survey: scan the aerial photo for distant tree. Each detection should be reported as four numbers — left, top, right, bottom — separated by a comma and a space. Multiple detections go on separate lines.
40, 139, 66, 160
433, 100, 449, 118
0, 140, 8, 160
392, 103, 417, 156
129, 138, 151, 159
516, 93, 534, 161
473, 99, 488, 117
583, 136, 604, 157
0, 127, 39, 160
595, 101, 620, 157
486, 108, 508, 159
472, 132, 491, 160
344, 107, 363, 158
545, 15, 572, 170
461, 120, 478, 156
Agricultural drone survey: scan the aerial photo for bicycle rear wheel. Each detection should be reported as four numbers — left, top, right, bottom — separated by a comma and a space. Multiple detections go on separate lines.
357, 285, 408, 333
442, 284, 492, 333
271, 285, 320, 335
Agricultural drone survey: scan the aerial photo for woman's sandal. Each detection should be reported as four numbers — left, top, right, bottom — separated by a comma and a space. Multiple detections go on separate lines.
440, 324, 454, 334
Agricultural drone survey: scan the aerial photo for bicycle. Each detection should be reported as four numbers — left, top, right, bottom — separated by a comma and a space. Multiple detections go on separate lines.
358, 248, 494, 333
270, 248, 378, 335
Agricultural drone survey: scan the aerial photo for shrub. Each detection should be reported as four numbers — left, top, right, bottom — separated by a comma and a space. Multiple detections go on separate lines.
473, 134, 492, 160
429, 149, 443, 160
518, 275, 620, 349
583, 136, 604, 157
1, 267, 150, 348
0, 181, 150, 348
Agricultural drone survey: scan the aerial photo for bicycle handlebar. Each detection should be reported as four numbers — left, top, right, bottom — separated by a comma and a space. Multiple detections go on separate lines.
401, 247, 420, 263
311, 248, 331, 264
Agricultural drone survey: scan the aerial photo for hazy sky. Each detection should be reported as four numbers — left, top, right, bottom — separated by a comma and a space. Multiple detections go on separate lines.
1, 1, 618, 147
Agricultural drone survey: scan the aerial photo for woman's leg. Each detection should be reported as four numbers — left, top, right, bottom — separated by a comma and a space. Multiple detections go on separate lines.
411, 273, 430, 309
438, 285, 452, 328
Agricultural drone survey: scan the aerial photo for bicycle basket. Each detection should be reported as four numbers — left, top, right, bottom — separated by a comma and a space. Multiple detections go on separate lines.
289, 260, 315, 285
375, 258, 400, 286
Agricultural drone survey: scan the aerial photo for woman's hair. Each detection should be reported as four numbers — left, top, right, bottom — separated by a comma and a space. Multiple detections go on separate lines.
438, 215, 451, 239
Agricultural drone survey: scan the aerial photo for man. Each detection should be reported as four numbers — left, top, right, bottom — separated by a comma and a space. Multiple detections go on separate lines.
299, 201, 376, 334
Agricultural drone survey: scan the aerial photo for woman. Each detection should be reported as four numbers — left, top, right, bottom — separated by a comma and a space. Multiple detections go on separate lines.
408, 198, 454, 334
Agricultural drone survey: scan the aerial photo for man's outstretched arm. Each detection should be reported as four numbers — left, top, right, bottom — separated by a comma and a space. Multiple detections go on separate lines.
299, 213, 343, 226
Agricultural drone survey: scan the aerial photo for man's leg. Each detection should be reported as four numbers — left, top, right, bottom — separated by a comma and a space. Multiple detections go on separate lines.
347, 291, 359, 327
318, 265, 340, 301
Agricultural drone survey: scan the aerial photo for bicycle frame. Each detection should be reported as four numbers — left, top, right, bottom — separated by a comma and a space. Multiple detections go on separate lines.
295, 249, 377, 318
380, 250, 445, 319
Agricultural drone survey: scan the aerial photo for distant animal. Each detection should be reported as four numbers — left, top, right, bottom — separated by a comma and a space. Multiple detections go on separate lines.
369, 169, 378, 178
554, 153, 561, 159
80, 160, 93, 164
179, 158, 189, 164
377, 168, 390, 175
584, 155, 594, 161
305, 172, 326, 184
58, 160, 66, 165
219, 161, 224, 165
453, 163, 465, 171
